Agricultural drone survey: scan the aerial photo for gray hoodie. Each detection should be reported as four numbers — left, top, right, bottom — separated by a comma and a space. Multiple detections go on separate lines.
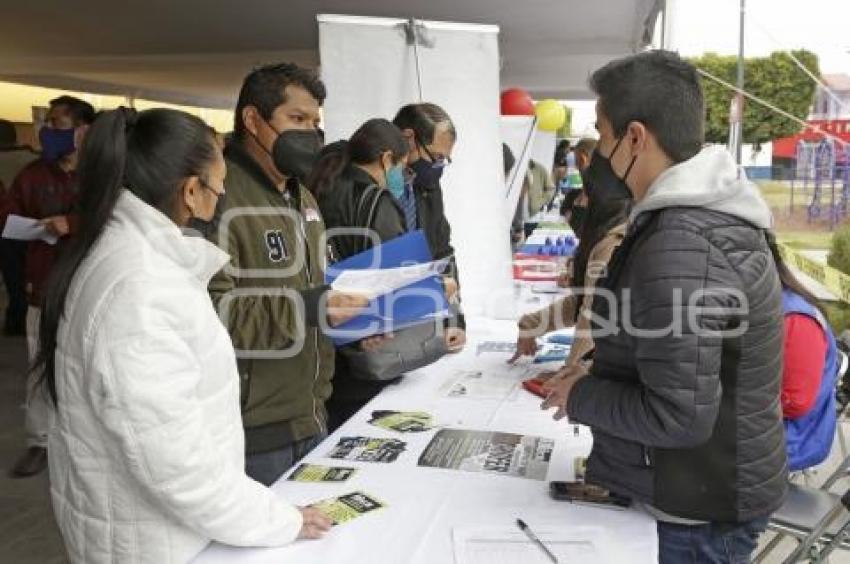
629, 145, 773, 229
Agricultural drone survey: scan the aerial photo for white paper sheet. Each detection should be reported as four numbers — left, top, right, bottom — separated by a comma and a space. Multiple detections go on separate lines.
1, 214, 58, 245
439, 367, 526, 400
330, 259, 447, 298
453, 525, 617, 564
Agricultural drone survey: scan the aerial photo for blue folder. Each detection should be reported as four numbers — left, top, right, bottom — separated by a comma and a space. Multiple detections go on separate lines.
324, 230, 449, 346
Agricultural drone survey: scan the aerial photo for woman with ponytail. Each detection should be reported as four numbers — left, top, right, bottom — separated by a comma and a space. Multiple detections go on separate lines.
307, 118, 411, 260
37, 108, 330, 564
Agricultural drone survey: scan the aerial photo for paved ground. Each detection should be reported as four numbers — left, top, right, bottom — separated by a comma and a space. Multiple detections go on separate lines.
0, 332, 66, 563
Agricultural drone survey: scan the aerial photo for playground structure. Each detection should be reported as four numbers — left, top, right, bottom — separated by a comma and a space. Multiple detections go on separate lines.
791, 138, 850, 229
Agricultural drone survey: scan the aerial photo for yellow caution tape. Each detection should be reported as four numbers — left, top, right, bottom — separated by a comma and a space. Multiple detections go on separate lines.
777, 243, 850, 303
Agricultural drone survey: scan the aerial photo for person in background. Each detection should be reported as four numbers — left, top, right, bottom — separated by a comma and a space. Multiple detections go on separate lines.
525, 159, 555, 216
503, 143, 525, 247
558, 188, 582, 225
542, 50, 786, 562
552, 139, 571, 187
308, 118, 459, 430
572, 137, 596, 173
766, 235, 840, 472
392, 103, 466, 352
510, 148, 631, 387
0, 119, 37, 336
208, 63, 368, 486
38, 108, 331, 564
562, 138, 597, 236
1, 96, 95, 478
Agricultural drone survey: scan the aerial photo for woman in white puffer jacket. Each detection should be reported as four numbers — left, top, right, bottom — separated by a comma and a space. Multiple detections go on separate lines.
34, 108, 331, 564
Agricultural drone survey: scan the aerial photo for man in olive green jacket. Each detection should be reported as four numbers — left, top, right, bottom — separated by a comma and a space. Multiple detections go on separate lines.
208, 63, 366, 486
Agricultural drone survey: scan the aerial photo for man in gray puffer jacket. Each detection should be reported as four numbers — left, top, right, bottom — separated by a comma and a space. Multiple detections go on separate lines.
543, 50, 787, 562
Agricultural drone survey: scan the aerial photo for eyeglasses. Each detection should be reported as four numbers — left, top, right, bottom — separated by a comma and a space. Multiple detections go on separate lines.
416, 136, 452, 169
199, 177, 225, 199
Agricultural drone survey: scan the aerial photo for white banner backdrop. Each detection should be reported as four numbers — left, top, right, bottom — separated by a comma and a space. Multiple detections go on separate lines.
501, 115, 535, 225
530, 129, 557, 175
318, 14, 513, 316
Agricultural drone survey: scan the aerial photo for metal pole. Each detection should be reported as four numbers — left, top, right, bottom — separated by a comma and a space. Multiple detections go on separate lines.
735, 0, 746, 168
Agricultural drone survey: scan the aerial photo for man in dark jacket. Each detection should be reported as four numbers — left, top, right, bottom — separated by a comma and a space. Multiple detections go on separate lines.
3, 96, 95, 478
543, 50, 786, 562
392, 103, 466, 350
208, 63, 367, 486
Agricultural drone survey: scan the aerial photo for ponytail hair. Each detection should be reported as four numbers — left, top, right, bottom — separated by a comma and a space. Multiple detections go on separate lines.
765, 231, 825, 315
306, 118, 408, 198
35, 107, 218, 404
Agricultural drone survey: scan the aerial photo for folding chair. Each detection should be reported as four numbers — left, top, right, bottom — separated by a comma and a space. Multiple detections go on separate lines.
753, 482, 850, 563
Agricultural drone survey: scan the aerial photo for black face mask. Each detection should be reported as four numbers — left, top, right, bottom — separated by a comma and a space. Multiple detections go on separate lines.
583, 139, 634, 203
252, 121, 323, 183
568, 205, 587, 235
272, 129, 322, 182
410, 157, 446, 188
185, 194, 226, 239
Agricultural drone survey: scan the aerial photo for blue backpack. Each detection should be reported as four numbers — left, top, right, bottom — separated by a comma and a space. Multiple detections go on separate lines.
783, 289, 839, 472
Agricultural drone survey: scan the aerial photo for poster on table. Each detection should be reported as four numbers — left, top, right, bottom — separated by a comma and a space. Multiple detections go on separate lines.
418, 428, 554, 480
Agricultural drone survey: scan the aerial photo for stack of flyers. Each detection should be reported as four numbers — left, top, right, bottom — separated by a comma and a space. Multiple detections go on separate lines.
287, 463, 356, 483
327, 436, 407, 463
310, 492, 386, 526
368, 410, 434, 433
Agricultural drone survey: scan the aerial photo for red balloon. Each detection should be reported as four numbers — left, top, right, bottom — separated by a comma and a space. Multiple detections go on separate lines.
501, 88, 535, 116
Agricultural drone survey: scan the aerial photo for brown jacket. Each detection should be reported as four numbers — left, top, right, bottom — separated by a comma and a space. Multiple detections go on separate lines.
518, 222, 626, 366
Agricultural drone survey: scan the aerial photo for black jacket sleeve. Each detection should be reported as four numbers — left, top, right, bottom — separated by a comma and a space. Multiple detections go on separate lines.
567, 227, 744, 448
370, 192, 407, 243
420, 185, 466, 331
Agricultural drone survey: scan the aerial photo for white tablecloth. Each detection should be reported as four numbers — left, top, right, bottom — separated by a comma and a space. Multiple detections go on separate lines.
193, 315, 658, 564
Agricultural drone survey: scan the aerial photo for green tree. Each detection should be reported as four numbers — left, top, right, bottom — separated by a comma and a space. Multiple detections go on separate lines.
689, 50, 820, 145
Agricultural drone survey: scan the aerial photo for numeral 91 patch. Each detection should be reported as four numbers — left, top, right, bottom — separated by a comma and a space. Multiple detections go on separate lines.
264, 230, 288, 262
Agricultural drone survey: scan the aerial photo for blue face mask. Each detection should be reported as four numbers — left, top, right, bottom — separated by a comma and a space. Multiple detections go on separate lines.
385, 163, 406, 199
39, 126, 76, 162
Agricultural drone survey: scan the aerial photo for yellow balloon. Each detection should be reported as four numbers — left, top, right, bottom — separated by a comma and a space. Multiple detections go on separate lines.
535, 99, 566, 132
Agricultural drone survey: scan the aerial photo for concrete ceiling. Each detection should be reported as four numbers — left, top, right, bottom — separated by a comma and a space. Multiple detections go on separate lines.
0, 0, 662, 108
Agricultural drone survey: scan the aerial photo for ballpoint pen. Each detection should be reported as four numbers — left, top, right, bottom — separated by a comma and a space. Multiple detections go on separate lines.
516, 518, 558, 563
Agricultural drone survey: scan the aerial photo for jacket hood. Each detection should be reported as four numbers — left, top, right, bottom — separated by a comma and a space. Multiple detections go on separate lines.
113, 190, 229, 283
629, 145, 773, 229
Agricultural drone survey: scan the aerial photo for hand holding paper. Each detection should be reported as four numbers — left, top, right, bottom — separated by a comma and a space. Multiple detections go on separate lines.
326, 291, 370, 327
2, 214, 59, 245
41, 215, 70, 237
